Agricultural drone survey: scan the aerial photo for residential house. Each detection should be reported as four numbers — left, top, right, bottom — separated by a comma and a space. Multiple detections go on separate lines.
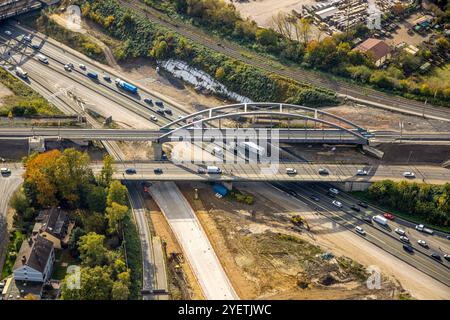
33, 207, 72, 249
353, 38, 392, 67
13, 235, 55, 283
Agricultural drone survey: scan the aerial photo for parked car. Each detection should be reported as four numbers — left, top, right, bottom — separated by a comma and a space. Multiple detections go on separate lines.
431, 253, 441, 261
125, 168, 136, 174
417, 240, 428, 248
286, 168, 297, 175
332, 200, 343, 208
358, 201, 368, 208
318, 168, 329, 175
400, 236, 410, 243
355, 226, 366, 235
395, 228, 406, 236
403, 171, 415, 178
356, 169, 368, 176
384, 213, 395, 220
350, 205, 361, 212
153, 168, 163, 174
403, 244, 414, 253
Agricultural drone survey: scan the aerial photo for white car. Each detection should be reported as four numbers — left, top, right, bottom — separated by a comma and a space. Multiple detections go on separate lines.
23, 34, 32, 42
355, 226, 366, 235
0, 167, 11, 174
400, 236, 410, 243
79, 63, 86, 70
286, 168, 297, 175
403, 171, 415, 178
395, 227, 406, 236
4, 30, 12, 36
356, 169, 368, 176
64, 64, 72, 71
417, 240, 428, 248
329, 188, 339, 196
150, 115, 158, 122
332, 200, 342, 208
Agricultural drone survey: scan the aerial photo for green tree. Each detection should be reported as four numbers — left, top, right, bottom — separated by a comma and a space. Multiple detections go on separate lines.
111, 281, 130, 300
256, 28, 278, 46
78, 232, 109, 267
99, 155, 114, 187
86, 185, 107, 213
107, 180, 128, 206
68, 227, 86, 258
61, 266, 113, 300
106, 202, 128, 235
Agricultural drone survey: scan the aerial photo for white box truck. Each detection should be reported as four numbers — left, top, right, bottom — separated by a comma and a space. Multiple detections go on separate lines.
15, 67, 28, 79
207, 166, 221, 174
415, 224, 434, 235
372, 215, 388, 226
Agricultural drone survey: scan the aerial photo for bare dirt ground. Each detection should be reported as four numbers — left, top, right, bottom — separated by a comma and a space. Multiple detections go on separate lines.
178, 181, 404, 300
143, 193, 205, 300
386, 13, 432, 47
323, 103, 450, 132
228, 0, 315, 27
0, 83, 13, 107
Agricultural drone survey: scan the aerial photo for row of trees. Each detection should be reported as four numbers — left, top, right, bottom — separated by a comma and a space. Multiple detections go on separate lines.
365, 180, 450, 228
77, 0, 339, 106
11, 149, 136, 299
157, 0, 450, 105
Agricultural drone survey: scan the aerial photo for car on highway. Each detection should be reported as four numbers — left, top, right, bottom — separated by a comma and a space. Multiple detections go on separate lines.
358, 201, 368, 208
150, 115, 158, 122
350, 204, 360, 212
447, 235, 450, 240
356, 169, 368, 176
154, 168, 163, 174
4, 30, 12, 36
197, 168, 206, 174
37, 54, 48, 64
286, 168, 297, 175
444, 254, 450, 261
400, 236, 410, 243
363, 215, 372, 223
384, 213, 395, 220
103, 74, 111, 81
403, 171, 415, 178
403, 244, 414, 253
310, 195, 320, 202
318, 168, 329, 175
332, 200, 343, 208
79, 63, 86, 70
64, 64, 72, 72
1, 167, 11, 175
156, 109, 165, 115
144, 98, 153, 105
417, 240, 428, 248
395, 228, 406, 236
431, 252, 441, 261
155, 101, 164, 108
31, 44, 39, 50
164, 109, 173, 115
23, 34, 32, 42
66, 63, 74, 69
328, 188, 339, 196
125, 168, 137, 175
355, 226, 366, 235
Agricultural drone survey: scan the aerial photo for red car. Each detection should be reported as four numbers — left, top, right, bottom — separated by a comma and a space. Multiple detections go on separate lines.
384, 213, 395, 220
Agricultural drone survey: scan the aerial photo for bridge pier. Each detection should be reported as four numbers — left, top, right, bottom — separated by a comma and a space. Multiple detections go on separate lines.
28, 137, 46, 153
151, 142, 163, 160
343, 181, 372, 192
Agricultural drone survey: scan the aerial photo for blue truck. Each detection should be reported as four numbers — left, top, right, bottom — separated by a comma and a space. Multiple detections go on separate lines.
115, 78, 138, 94
213, 184, 228, 197
87, 71, 98, 80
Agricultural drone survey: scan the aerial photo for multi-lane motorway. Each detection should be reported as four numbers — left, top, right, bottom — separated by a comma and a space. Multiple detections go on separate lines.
272, 181, 450, 287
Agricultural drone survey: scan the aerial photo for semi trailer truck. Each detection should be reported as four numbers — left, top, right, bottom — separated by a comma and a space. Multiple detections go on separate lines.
115, 78, 138, 94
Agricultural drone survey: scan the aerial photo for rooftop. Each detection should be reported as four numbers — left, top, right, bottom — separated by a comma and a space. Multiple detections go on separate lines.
354, 38, 391, 61
13, 235, 54, 274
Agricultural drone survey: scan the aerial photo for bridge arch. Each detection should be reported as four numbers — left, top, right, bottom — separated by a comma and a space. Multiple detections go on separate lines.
161, 102, 364, 131
158, 111, 368, 144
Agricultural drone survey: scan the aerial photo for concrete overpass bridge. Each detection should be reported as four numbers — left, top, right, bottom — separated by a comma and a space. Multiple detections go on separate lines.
0, 0, 47, 21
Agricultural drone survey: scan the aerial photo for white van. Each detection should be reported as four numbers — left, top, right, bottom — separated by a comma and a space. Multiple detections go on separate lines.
212, 146, 223, 157
329, 188, 339, 196
1, 167, 11, 174
15, 67, 28, 79
207, 166, 221, 174
37, 54, 48, 64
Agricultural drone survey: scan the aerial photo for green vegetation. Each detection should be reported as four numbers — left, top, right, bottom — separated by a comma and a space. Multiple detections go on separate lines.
0, 67, 61, 116
355, 180, 450, 231
8, 150, 140, 299
35, 13, 106, 63
75, 0, 338, 106
143, 0, 450, 106
1, 230, 26, 279
228, 189, 254, 205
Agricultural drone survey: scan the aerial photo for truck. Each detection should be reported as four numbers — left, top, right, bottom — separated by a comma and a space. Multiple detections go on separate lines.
36, 54, 48, 64
115, 78, 138, 94
372, 215, 388, 226
15, 67, 28, 79
87, 71, 98, 80
213, 184, 228, 197
415, 224, 434, 235
207, 166, 221, 174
